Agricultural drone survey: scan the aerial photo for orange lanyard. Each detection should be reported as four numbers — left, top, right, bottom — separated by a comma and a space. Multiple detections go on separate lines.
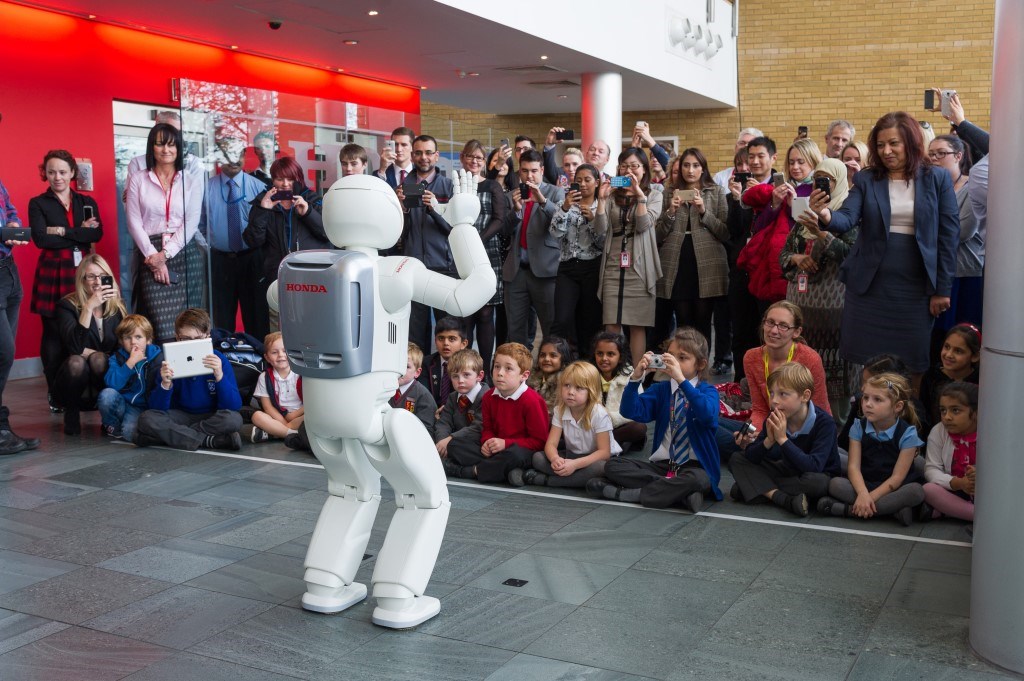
763, 344, 795, 399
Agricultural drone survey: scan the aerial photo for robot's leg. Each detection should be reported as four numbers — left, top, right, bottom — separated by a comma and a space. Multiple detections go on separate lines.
362, 407, 451, 628
301, 433, 382, 614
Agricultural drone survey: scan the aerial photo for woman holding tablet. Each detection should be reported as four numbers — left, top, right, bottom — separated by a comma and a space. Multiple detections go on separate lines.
54, 254, 126, 435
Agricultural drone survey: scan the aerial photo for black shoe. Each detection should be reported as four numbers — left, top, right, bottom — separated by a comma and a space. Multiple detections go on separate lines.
711, 361, 732, 375
47, 393, 64, 414
916, 501, 935, 523
506, 468, 525, 487
789, 493, 809, 518
685, 491, 704, 514
133, 431, 162, 448
63, 410, 81, 436
585, 477, 611, 498
522, 469, 546, 486
893, 506, 913, 528
441, 457, 462, 478
816, 496, 844, 517
210, 433, 242, 451
730, 482, 743, 502
3, 426, 39, 450
0, 430, 28, 456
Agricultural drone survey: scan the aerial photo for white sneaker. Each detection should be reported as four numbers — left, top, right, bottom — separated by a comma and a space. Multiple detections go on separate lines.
250, 426, 269, 443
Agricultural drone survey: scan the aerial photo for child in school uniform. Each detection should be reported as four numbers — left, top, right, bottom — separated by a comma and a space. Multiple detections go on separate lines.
527, 335, 573, 418
443, 342, 548, 484
588, 327, 722, 513
248, 332, 304, 443
97, 314, 162, 441
817, 372, 925, 526
434, 348, 487, 458
391, 342, 437, 435
418, 316, 469, 407
730, 362, 840, 516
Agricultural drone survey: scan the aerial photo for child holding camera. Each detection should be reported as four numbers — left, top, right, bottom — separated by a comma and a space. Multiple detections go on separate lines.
53, 255, 125, 435
589, 327, 722, 512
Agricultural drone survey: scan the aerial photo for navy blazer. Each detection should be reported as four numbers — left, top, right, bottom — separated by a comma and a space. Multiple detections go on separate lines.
827, 166, 958, 297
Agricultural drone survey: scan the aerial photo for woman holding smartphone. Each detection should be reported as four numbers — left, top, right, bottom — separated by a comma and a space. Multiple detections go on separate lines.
654, 148, 729, 347
125, 123, 204, 343
28, 150, 102, 412
53, 255, 126, 435
596, 147, 663, 368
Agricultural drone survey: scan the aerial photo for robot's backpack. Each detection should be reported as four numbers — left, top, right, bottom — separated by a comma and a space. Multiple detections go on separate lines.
211, 328, 265, 404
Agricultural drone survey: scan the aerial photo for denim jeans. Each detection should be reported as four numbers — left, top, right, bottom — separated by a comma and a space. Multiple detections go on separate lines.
96, 388, 143, 441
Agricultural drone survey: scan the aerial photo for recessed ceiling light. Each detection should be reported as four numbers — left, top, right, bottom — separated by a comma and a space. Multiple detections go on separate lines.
468, 72, 479, 77
87, 14, 96, 19
367, 10, 379, 16
343, 40, 359, 46
420, 86, 427, 90
230, 45, 238, 49
557, 94, 567, 99
337, 67, 345, 72
540, 55, 548, 60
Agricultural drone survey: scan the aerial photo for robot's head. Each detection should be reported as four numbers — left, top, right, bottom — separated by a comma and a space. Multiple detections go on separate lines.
322, 174, 403, 249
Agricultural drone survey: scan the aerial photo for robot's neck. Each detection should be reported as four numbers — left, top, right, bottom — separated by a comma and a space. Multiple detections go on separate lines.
344, 246, 378, 256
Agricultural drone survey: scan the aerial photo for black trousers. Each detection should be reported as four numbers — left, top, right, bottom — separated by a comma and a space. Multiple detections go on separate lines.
712, 295, 732, 364
446, 438, 533, 483
728, 451, 830, 502
137, 409, 243, 451
604, 458, 711, 509
210, 248, 269, 339
728, 270, 760, 383
0, 259, 22, 414
552, 258, 602, 352
40, 314, 63, 392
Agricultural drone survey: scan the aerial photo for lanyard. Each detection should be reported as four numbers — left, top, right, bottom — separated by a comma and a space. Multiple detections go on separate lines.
163, 174, 177, 228
763, 344, 796, 399
220, 177, 246, 205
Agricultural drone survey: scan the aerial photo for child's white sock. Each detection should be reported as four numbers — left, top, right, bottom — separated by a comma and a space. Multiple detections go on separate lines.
287, 428, 298, 435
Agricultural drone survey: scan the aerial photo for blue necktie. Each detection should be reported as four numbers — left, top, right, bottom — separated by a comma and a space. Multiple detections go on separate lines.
669, 387, 691, 466
227, 179, 243, 252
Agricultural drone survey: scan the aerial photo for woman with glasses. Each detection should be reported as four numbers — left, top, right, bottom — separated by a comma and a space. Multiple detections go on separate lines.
596, 147, 663, 367
27, 150, 102, 412
125, 123, 204, 343
53, 254, 126, 434
740, 301, 831, 436
654, 148, 729, 351
460, 140, 507, 368
927, 135, 982, 350
811, 112, 959, 383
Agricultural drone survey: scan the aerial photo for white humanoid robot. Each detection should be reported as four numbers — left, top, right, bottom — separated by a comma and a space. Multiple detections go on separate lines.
267, 171, 495, 628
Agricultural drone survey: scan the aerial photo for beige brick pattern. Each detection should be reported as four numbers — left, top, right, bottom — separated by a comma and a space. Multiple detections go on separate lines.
420, 0, 994, 173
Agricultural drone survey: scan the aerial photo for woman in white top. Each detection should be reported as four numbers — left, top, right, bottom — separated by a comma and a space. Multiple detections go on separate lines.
125, 123, 204, 342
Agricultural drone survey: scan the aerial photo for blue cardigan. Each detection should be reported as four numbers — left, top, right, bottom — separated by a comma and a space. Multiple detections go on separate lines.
743, 403, 841, 476
620, 378, 723, 500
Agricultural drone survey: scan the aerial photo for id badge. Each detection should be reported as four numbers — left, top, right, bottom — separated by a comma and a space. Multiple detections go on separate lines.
619, 251, 631, 268
161, 232, 174, 250
797, 273, 808, 293
73, 248, 83, 267
665, 469, 676, 479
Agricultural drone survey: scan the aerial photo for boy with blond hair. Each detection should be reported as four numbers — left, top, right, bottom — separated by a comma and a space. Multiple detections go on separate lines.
443, 342, 548, 482
98, 314, 162, 441
434, 348, 487, 457
390, 342, 437, 434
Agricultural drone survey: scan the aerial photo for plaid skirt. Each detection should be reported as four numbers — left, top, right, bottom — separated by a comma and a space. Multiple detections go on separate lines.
31, 248, 84, 316
135, 236, 206, 342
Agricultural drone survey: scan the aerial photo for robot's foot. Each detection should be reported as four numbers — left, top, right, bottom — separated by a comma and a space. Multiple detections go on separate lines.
301, 582, 368, 614
372, 595, 441, 629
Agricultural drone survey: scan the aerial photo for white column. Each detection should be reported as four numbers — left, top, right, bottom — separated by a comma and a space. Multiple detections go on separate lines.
970, 0, 1024, 674
581, 72, 622, 176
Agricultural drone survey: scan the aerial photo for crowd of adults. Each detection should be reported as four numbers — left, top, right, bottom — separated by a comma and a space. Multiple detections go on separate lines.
0, 93, 989, 462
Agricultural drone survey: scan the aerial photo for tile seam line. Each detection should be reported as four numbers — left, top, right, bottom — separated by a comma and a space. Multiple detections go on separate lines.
122, 444, 972, 549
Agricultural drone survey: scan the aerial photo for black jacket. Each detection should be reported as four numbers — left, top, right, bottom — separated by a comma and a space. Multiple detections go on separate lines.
27, 189, 103, 250
244, 186, 331, 280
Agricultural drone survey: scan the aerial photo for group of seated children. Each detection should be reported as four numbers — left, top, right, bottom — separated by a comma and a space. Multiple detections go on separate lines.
422, 318, 979, 528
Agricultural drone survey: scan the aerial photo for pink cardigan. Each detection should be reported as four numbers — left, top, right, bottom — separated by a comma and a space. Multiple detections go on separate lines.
742, 343, 832, 433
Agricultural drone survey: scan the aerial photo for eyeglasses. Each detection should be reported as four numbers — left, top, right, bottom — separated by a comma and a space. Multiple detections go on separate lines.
927, 150, 958, 159
412, 150, 437, 157
763, 320, 795, 332
619, 163, 643, 171
83, 273, 107, 282
463, 155, 485, 162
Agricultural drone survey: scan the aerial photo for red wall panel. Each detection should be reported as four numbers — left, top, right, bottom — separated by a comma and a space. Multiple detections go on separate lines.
0, 2, 418, 358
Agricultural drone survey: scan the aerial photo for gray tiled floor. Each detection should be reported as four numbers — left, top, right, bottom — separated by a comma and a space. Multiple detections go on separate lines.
0, 376, 1011, 680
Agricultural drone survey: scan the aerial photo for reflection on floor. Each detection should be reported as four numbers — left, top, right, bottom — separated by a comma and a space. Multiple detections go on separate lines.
0, 377, 1006, 680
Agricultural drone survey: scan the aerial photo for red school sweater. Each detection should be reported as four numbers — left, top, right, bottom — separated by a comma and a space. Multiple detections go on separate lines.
480, 386, 550, 451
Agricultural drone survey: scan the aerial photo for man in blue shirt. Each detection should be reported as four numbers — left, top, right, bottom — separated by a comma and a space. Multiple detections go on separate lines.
199, 136, 268, 338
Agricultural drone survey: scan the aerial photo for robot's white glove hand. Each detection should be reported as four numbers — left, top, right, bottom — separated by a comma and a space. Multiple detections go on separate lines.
435, 169, 480, 229
267, 278, 280, 313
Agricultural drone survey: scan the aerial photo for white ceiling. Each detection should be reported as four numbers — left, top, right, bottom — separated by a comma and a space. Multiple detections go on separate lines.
25, 0, 725, 114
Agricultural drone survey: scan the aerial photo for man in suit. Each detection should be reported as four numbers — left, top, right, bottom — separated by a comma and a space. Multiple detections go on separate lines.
503, 149, 565, 346
375, 126, 415, 189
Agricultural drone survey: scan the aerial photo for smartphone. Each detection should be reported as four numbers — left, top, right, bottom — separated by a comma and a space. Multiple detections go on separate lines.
100, 275, 114, 288
402, 182, 424, 208
797, 126, 808, 139
924, 89, 936, 111
791, 197, 811, 219
0, 227, 29, 242
500, 138, 509, 148
386, 139, 396, 152
772, 173, 786, 188
674, 189, 697, 202
733, 172, 752, 186
635, 121, 646, 128
167, 270, 181, 285
569, 182, 580, 193
648, 355, 666, 369
814, 176, 831, 196
555, 129, 575, 141
83, 205, 95, 221
941, 89, 957, 118
275, 189, 295, 202
610, 175, 632, 188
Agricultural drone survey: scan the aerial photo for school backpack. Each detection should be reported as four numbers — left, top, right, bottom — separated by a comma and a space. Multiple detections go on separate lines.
211, 328, 265, 406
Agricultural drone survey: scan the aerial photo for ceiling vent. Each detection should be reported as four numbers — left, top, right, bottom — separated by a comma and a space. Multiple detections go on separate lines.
526, 80, 580, 89
495, 64, 565, 74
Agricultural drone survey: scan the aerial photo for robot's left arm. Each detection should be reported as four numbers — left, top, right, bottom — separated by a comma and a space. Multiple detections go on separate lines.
411, 170, 497, 317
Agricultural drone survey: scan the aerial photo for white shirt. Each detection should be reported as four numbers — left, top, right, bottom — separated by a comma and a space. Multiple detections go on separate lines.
889, 179, 916, 235
493, 381, 529, 401
713, 167, 734, 189
461, 382, 483, 403
555, 403, 622, 457
125, 165, 205, 261
254, 369, 302, 412
376, 162, 413, 183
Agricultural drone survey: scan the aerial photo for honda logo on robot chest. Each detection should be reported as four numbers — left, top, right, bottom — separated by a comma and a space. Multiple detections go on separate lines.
285, 284, 328, 293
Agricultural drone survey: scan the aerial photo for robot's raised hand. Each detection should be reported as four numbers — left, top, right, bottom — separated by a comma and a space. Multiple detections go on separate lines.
434, 169, 480, 229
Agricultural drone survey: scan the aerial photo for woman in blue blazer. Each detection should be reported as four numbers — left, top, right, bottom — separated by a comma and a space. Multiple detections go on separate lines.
809, 112, 959, 378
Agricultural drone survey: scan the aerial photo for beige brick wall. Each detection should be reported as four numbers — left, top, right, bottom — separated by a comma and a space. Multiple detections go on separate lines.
421, 0, 994, 173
